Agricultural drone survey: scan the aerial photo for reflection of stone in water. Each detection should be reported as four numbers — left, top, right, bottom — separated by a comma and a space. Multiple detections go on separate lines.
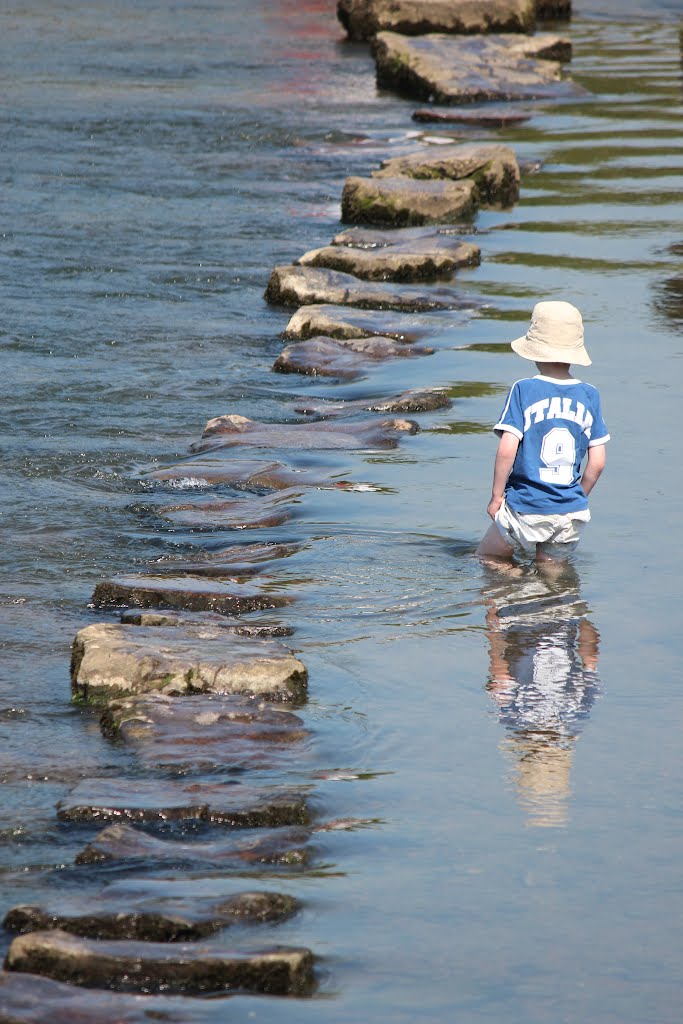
501, 734, 575, 829
655, 272, 683, 325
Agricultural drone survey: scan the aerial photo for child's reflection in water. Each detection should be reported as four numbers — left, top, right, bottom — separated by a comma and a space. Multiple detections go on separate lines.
483, 560, 600, 828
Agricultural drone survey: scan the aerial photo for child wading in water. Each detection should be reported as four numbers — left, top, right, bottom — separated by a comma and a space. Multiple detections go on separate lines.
477, 301, 609, 563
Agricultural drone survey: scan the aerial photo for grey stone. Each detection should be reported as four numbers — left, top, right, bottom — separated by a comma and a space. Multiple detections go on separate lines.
373, 142, 520, 207
265, 264, 473, 309
191, 413, 419, 455
283, 303, 447, 342
75, 822, 313, 869
155, 488, 298, 531
337, 0, 536, 41
57, 778, 312, 828
296, 236, 480, 281
90, 575, 292, 617
141, 458, 328, 490
412, 105, 532, 125
71, 622, 306, 704
341, 174, 478, 226
372, 31, 574, 105
273, 335, 434, 380
5, 930, 315, 996
293, 388, 452, 416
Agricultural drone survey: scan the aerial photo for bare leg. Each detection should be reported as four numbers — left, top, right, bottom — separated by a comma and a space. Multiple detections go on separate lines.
476, 523, 515, 561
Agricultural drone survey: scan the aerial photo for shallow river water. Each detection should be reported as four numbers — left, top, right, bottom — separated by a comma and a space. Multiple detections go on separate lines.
1, 1, 682, 1021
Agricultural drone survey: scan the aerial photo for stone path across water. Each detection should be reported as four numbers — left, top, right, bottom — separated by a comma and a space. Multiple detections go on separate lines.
1, 0, 593, 1013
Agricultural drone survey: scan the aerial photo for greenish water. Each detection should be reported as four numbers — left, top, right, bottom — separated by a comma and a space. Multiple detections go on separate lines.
0, 1, 682, 1020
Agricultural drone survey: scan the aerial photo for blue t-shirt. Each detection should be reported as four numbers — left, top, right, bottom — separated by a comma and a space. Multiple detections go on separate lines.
494, 374, 609, 514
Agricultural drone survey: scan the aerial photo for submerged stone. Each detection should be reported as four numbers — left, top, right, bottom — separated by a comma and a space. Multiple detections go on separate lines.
90, 575, 291, 616
283, 302, 463, 342
146, 541, 304, 581
293, 388, 452, 416
141, 458, 327, 490
337, 0, 536, 40
296, 236, 480, 281
120, 610, 295, 636
75, 822, 313, 869
273, 335, 434, 380
4, 890, 299, 943
99, 693, 309, 772
57, 778, 312, 828
341, 174, 478, 227
412, 104, 532, 125
373, 142, 520, 207
5, 930, 315, 996
372, 31, 573, 105
71, 622, 307, 704
155, 489, 298, 531
265, 264, 473, 310
191, 414, 419, 454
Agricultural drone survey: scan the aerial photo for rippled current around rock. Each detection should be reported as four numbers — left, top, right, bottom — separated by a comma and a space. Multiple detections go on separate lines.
1, 1, 683, 1022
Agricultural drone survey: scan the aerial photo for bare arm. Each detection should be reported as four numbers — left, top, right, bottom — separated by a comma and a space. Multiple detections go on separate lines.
487, 431, 520, 519
581, 443, 606, 497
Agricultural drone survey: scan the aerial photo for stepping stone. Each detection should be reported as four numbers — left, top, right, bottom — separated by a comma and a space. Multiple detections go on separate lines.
332, 223, 477, 248
293, 388, 452, 415
284, 302, 463, 342
71, 622, 307, 704
99, 693, 310, 772
155, 489, 299, 531
57, 778, 312, 828
90, 575, 292, 616
265, 264, 473, 310
374, 142, 520, 207
338, 0, 536, 41
134, 541, 304, 582
121, 610, 295, 635
341, 174, 478, 227
4, 890, 299, 943
141, 458, 327, 490
5, 930, 315, 996
273, 335, 434, 380
372, 31, 574, 105
191, 414, 419, 454
296, 236, 480, 281
76, 822, 313, 868
412, 105, 532, 125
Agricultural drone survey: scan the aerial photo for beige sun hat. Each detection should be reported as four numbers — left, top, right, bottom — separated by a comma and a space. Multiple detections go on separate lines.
511, 300, 591, 366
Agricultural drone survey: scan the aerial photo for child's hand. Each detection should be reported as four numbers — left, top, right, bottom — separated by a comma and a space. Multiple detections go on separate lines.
487, 496, 503, 520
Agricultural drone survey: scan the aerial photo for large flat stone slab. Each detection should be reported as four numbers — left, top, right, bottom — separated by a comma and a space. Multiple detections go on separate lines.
283, 302, 463, 342
141, 458, 327, 490
296, 236, 480, 281
5, 930, 315, 996
293, 388, 452, 416
273, 335, 433, 380
90, 574, 292, 616
71, 622, 307, 704
191, 414, 419, 454
373, 142, 520, 207
155, 488, 299, 531
372, 31, 574, 105
99, 694, 309, 772
4, 889, 298, 943
57, 779, 312, 828
338, 0, 536, 40
412, 104, 532, 125
265, 264, 473, 309
341, 174, 478, 227
76, 822, 313, 869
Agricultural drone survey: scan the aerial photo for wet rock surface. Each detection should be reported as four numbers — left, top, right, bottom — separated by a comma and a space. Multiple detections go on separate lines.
293, 387, 452, 416
57, 778, 312, 828
265, 263, 473, 309
337, 0, 536, 41
99, 693, 309, 771
341, 174, 478, 226
283, 302, 449, 342
75, 822, 313, 868
71, 622, 307, 704
296, 236, 480, 281
372, 30, 574, 104
273, 334, 434, 379
141, 458, 328, 490
4, 890, 299, 942
5, 929, 316, 996
411, 105, 532, 125
90, 574, 292, 616
120, 609, 295, 635
155, 489, 299, 531
192, 414, 419, 452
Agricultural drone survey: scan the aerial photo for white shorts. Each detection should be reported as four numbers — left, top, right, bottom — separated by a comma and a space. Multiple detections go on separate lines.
494, 499, 591, 558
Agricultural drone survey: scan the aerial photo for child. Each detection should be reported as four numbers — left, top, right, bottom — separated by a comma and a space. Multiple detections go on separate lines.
477, 300, 609, 563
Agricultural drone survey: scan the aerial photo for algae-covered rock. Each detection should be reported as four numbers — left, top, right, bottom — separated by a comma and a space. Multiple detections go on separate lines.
293, 388, 452, 416
296, 237, 480, 281
90, 575, 291, 616
373, 142, 520, 207
5, 929, 315, 995
372, 30, 573, 105
71, 622, 306, 704
337, 0, 536, 41
341, 174, 478, 226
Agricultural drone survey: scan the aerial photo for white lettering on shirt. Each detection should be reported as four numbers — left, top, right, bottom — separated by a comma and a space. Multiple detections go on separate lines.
521, 396, 594, 438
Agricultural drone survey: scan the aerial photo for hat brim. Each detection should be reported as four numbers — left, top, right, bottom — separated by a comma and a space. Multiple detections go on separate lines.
511, 335, 592, 366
